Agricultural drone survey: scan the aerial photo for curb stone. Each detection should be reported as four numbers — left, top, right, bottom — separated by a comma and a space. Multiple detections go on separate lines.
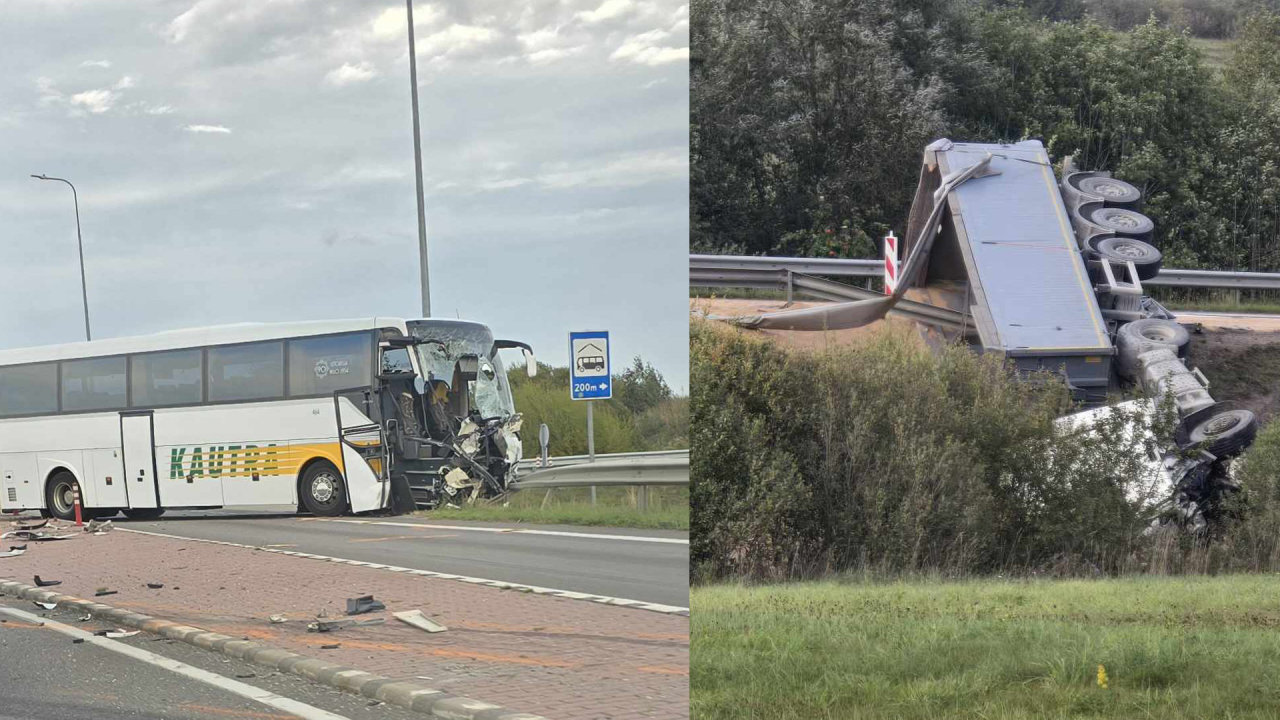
0, 579, 550, 720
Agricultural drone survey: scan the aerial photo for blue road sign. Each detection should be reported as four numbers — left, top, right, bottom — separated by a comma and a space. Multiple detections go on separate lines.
569, 330, 611, 400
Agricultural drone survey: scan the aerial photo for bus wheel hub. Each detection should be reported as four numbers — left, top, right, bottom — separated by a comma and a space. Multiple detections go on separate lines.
312, 474, 336, 502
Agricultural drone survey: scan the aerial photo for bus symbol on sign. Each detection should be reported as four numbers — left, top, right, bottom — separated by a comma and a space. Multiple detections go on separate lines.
569, 331, 611, 400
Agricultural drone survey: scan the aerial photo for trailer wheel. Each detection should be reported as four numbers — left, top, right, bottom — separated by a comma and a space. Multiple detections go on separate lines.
1094, 237, 1162, 280
1088, 207, 1155, 239
300, 461, 347, 516
1185, 408, 1257, 459
1077, 176, 1142, 206
44, 471, 81, 521
1118, 318, 1190, 359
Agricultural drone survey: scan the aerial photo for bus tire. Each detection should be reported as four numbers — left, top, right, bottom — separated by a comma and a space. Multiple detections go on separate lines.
300, 461, 347, 516
122, 508, 165, 520
45, 471, 81, 521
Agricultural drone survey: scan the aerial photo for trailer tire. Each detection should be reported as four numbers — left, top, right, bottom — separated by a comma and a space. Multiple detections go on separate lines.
299, 461, 347, 516
1185, 408, 1257, 459
1089, 207, 1155, 239
1094, 237, 1162, 280
1118, 318, 1190, 361
1077, 176, 1143, 206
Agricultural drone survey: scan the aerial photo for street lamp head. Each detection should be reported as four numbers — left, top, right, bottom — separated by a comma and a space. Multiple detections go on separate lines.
31, 174, 45, 180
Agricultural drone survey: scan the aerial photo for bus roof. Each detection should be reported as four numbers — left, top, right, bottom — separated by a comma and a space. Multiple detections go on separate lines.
0, 317, 484, 366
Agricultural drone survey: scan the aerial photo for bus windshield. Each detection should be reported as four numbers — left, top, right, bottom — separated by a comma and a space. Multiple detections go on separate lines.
407, 320, 515, 419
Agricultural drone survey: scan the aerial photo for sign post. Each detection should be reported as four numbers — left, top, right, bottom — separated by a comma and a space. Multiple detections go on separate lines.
884, 231, 899, 295
570, 331, 611, 505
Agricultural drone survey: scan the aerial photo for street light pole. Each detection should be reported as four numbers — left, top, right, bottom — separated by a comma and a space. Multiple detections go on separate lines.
31, 174, 91, 341
405, 0, 431, 318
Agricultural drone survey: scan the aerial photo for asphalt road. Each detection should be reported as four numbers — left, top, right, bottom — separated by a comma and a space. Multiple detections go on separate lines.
0, 596, 421, 720
116, 507, 690, 608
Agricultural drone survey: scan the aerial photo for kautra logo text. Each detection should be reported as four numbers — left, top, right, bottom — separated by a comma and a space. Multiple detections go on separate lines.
169, 444, 281, 479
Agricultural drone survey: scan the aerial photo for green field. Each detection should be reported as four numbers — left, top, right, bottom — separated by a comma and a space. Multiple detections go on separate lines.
418, 485, 689, 530
693, 576, 1280, 719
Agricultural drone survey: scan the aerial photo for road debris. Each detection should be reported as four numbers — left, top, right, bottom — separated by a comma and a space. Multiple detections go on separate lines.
268, 615, 287, 624
34, 601, 57, 610
105, 629, 138, 638
320, 643, 340, 649
34, 575, 61, 587
85, 518, 114, 534
345, 595, 385, 615
77, 613, 91, 622
145, 582, 164, 589
393, 609, 448, 633
71, 638, 84, 644
94, 589, 117, 597
307, 617, 386, 633
0, 548, 25, 558
235, 672, 256, 679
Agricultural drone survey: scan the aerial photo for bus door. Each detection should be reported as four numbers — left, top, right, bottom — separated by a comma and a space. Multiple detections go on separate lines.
120, 412, 160, 509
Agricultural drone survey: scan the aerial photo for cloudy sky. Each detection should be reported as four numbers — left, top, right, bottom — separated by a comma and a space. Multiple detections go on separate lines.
0, 0, 689, 391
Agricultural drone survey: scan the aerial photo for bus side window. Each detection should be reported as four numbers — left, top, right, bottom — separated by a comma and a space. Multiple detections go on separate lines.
382, 347, 413, 374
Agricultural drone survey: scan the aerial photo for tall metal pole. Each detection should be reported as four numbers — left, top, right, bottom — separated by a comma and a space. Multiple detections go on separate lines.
406, 0, 431, 318
31, 174, 91, 341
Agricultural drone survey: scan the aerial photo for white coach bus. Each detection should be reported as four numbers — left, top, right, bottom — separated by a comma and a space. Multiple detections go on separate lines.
0, 317, 535, 520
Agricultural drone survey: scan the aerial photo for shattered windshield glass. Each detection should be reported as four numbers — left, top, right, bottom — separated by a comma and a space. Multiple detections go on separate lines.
408, 320, 515, 419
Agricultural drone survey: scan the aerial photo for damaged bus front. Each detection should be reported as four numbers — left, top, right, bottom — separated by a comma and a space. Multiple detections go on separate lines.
376, 319, 535, 510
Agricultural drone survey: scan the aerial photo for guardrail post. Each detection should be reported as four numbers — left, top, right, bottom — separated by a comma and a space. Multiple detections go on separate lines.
785, 269, 793, 304
538, 423, 550, 468
639, 485, 647, 512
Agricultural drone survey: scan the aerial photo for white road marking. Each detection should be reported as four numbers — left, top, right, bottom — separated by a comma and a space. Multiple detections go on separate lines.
316, 518, 689, 545
119, 528, 690, 615
0, 605, 350, 720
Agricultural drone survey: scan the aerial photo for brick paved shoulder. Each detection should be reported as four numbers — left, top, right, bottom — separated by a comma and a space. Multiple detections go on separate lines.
0, 527, 688, 720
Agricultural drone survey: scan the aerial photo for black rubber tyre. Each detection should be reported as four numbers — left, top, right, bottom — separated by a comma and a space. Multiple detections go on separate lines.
1119, 318, 1190, 358
1185, 408, 1258, 459
1094, 237, 1162, 280
1077, 176, 1142, 206
1089, 207, 1155, 239
122, 508, 165, 521
299, 461, 347, 516
44, 471, 81, 522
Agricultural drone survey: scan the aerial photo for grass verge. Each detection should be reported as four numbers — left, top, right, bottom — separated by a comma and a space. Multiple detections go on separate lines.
418, 485, 689, 530
692, 575, 1280, 719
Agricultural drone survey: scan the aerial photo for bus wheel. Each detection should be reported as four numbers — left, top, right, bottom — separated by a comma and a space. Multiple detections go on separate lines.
300, 462, 347, 516
45, 471, 81, 521
122, 508, 165, 521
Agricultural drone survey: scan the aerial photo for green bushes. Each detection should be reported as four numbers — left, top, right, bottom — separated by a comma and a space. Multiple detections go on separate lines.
691, 320, 1179, 581
692, 1, 1280, 273
508, 359, 689, 457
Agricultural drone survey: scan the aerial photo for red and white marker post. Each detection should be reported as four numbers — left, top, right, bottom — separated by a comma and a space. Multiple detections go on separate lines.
72, 486, 82, 527
884, 231, 900, 295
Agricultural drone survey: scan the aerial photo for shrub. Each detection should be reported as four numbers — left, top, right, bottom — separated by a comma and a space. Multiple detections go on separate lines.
692, 319, 1175, 581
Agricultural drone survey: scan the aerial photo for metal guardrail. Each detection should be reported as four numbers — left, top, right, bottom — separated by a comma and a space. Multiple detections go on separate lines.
512, 454, 689, 490
515, 449, 688, 474
690, 255, 1280, 292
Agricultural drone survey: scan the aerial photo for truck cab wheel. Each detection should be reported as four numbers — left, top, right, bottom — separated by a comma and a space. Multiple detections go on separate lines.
1183, 408, 1258, 459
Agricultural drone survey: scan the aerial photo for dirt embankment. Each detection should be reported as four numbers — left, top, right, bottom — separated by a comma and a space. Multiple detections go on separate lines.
693, 299, 1280, 424
1184, 320, 1280, 424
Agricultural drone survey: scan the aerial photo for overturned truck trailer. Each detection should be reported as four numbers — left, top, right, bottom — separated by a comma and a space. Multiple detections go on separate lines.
730, 138, 1259, 523
906, 139, 1258, 521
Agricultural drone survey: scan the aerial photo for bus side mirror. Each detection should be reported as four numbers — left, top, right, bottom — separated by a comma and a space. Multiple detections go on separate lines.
524, 349, 536, 378
413, 376, 426, 395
